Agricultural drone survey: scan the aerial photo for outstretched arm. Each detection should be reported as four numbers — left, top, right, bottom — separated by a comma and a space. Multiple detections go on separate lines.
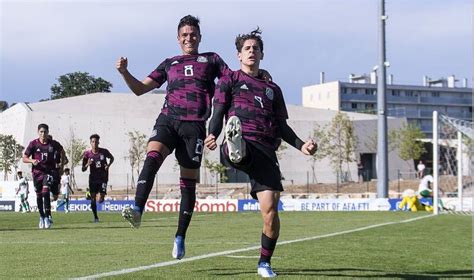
276, 119, 317, 155
205, 105, 227, 150
116, 57, 159, 96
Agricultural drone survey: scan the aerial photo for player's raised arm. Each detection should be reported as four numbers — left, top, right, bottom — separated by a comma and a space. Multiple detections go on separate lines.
116, 56, 159, 96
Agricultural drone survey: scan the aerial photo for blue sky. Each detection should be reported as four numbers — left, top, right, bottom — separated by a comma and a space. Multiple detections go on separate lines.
0, 0, 471, 106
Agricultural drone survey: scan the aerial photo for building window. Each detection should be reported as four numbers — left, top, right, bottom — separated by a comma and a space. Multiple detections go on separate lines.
365, 103, 374, 109
351, 103, 357, 109
392, 90, 400, 96
342, 88, 347, 94
365, 89, 376, 95
432, 92, 440, 97
351, 88, 358, 94
405, 91, 414, 97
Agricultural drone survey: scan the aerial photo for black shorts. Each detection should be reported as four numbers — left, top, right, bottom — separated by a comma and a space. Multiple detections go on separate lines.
33, 173, 58, 195
89, 181, 107, 194
222, 141, 283, 200
149, 114, 205, 169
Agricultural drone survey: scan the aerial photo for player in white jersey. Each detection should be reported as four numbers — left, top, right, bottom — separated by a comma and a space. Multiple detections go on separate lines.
16, 171, 31, 213
57, 168, 74, 213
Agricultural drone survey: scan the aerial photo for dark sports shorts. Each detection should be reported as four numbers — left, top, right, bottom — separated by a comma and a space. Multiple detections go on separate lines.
89, 181, 107, 194
149, 114, 205, 169
222, 141, 283, 200
33, 173, 59, 195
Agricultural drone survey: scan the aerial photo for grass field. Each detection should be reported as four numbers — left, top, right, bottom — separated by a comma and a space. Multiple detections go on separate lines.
0, 211, 472, 279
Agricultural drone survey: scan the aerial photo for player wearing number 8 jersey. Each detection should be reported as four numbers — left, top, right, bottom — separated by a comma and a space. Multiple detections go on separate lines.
116, 15, 272, 260
82, 134, 114, 223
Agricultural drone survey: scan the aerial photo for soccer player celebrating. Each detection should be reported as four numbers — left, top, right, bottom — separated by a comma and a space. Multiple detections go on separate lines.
16, 171, 31, 213
205, 29, 317, 278
117, 15, 272, 260
82, 134, 114, 223
23, 124, 67, 229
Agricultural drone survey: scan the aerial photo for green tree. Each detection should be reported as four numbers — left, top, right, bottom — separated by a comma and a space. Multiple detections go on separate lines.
0, 101, 8, 112
325, 112, 358, 182
64, 129, 87, 189
50, 72, 112, 100
391, 123, 427, 169
0, 134, 24, 180
203, 159, 228, 184
276, 142, 287, 160
308, 124, 329, 183
127, 131, 147, 188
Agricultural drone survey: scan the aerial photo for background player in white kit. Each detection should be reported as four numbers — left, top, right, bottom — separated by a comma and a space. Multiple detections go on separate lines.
58, 168, 74, 213
16, 171, 31, 213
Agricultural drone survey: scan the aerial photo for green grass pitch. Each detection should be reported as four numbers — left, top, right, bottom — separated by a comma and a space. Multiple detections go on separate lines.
0, 211, 471, 279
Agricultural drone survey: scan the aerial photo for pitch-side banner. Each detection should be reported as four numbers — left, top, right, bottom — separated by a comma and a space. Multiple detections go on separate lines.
280, 199, 391, 211
145, 199, 238, 212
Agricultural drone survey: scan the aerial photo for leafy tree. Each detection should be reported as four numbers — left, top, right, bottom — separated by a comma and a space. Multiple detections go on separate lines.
325, 112, 357, 182
308, 124, 329, 183
203, 159, 228, 184
276, 142, 287, 160
50, 72, 112, 100
127, 131, 147, 188
0, 134, 24, 180
391, 123, 426, 169
64, 129, 87, 189
365, 129, 398, 153
0, 101, 8, 112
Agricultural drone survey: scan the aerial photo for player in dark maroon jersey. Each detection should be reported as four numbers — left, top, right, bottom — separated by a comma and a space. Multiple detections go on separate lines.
82, 134, 114, 223
116, 15, 271, 260
22, 124, 67, 229
205, 29, 317, 278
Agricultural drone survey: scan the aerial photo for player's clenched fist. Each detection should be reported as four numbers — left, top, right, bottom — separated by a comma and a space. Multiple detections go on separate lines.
116, 57, 128, 74
301, 139, 317, 155
204, 134, 217, 150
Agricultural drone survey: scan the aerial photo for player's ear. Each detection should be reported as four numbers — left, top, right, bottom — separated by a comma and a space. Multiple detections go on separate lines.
237, 51, 242, 62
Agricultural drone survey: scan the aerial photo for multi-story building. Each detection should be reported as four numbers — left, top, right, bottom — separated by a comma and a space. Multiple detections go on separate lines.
302, 73, 472, 137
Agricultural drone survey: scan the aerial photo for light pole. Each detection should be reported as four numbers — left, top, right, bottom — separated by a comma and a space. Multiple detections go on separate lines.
377, 0, 389, 198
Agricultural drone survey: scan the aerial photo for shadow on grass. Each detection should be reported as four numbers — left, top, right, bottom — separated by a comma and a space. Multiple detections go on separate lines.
276, 267, 473, 279
198, 267, 472, 279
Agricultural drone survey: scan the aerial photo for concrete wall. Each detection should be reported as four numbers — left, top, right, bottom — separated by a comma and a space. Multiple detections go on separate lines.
0, 92, 410, 187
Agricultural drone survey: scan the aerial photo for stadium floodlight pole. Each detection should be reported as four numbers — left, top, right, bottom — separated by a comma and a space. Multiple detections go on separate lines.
376, 0, 389, 198
432, 111, 439, 215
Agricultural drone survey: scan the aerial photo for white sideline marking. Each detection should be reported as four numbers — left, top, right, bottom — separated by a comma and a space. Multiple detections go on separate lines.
70, 214, 433, 280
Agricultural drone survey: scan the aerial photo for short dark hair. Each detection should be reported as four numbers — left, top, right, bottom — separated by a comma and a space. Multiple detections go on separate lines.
64, 168, 70, 172
90, 134, 100, 140
178, 15, 200, 34
235, 28, 264, 52
17, 171, 22, 175
38, 123, 49, 131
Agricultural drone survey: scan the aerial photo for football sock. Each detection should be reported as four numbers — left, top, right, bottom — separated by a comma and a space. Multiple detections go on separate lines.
259, 233, 277, 264
176, 178, 196, 238
134, 151, 165, 214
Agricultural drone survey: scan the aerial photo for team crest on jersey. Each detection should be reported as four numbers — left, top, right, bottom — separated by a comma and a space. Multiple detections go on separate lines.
265, 87, 274, 100
100, 155, 104, 160
197, 56, 208, 63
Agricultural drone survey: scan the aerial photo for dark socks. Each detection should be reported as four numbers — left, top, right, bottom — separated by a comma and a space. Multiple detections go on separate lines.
91, 200, 98, 219
176, 178, 197, 238
43, 190, 51, 217
259, 233, 278, 264
134, 151, 165, 214
36, 193, 45, 218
